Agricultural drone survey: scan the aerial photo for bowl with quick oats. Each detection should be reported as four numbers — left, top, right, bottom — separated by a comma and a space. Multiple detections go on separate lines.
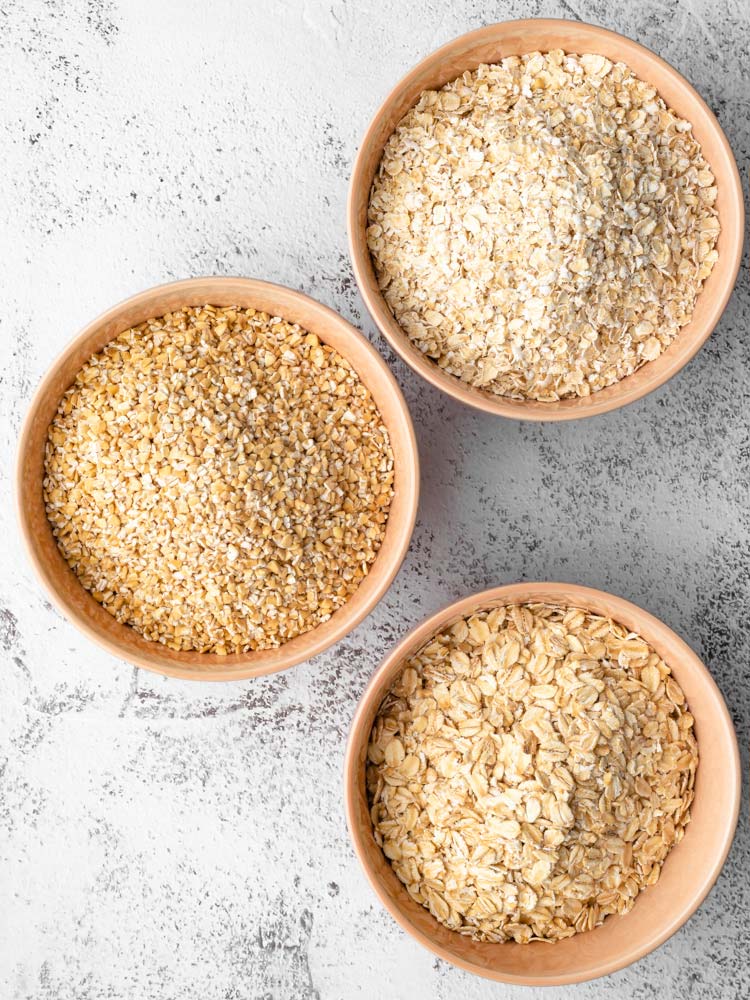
348, 20, 744, 420
344, 583, 739, 985
16, 277, 419, 680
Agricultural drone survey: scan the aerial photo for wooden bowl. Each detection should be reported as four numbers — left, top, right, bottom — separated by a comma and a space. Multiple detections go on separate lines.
344, 582, 740, 985
348, 19, 744, 421
16, 277, 419, 681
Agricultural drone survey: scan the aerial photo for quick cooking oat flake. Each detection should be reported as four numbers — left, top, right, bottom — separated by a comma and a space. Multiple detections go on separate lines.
367, 51, 720, 401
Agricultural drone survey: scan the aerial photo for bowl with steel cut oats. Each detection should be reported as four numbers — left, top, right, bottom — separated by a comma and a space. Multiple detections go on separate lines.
16, 278, 419, 680
348, 20, 743, 420
344, 583, 739, 984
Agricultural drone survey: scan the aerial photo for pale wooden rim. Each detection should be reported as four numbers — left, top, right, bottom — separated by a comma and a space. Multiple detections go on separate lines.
344, 582, 741, 985
15, 277, 420, 681
348, 19, 745, 421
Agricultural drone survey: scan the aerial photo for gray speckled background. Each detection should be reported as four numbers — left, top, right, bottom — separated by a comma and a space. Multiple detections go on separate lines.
1, 0, 748, 997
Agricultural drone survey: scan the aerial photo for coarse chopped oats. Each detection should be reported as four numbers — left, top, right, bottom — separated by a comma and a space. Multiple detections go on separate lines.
367, 603, 698, 943
43, 306, 394, 654
367, 51, 720, 401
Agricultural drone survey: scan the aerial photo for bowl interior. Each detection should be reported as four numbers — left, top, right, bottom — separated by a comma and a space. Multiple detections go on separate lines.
349, 19, 744, 420
17, 277, 418, 680
345, 583, 739, 985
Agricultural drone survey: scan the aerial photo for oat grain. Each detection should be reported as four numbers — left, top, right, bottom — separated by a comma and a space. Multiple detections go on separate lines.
44, 306, 394, 653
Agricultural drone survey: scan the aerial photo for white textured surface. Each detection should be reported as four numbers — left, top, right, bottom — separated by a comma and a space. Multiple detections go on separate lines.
2, 1, 749, 998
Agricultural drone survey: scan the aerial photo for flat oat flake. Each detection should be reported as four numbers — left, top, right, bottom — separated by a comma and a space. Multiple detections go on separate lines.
367, 603, 698, 943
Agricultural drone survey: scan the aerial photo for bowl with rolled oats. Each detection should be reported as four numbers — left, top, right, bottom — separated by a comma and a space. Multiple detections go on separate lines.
348, 20, 743, 420
344, 583, 739, 984
16, 278, 419, 680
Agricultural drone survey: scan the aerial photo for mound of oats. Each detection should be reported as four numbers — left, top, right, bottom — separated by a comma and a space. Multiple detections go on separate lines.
367, 51, 720, 401
367, 603, 698, 943
44, 306, 394, 653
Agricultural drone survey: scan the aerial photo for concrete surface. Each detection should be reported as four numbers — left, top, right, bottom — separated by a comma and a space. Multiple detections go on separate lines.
1, 0, 748, 997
